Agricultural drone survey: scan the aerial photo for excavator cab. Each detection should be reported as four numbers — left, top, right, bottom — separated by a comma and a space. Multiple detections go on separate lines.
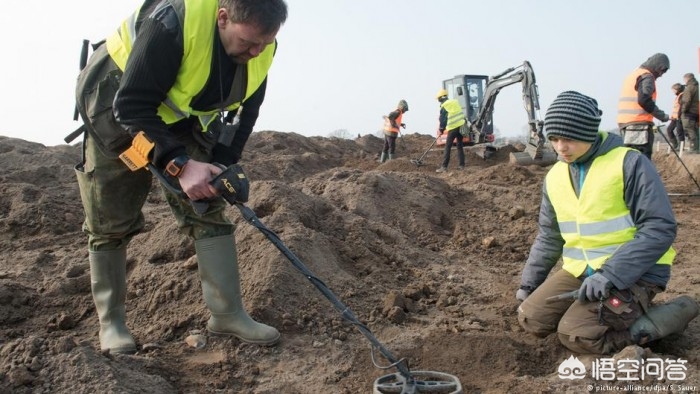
437, 74, 492, 147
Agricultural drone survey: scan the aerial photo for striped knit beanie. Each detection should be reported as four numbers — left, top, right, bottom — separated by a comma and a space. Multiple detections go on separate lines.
544, 91, 602, 143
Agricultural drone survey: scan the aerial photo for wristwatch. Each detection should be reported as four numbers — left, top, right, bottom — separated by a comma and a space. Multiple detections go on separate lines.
165, 155, 190, 177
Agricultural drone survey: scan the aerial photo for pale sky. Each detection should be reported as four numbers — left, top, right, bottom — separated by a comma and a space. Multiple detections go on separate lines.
1, 0, 698, 146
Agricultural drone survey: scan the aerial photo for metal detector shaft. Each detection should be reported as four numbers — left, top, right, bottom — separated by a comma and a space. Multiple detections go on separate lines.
234, 202, 414, 381
545, 290, 579, 303
140, 162, 453, 392
654, 124, 700, 193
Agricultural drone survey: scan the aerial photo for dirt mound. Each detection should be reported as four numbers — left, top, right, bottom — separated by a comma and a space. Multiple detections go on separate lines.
1, 133, 699, 393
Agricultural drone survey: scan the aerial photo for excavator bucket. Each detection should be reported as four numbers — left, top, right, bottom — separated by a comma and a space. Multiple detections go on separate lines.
509, 132, 558, 166
509, 147, 558, 166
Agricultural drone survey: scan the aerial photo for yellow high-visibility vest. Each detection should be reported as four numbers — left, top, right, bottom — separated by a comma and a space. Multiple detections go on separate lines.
441, 99, 466, 131
546, 144, 675, 277
106, 0, 275, 130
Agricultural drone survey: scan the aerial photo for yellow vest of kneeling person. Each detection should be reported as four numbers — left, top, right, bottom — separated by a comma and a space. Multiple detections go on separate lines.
546, 145, 675, 278
106, 0, 275, 131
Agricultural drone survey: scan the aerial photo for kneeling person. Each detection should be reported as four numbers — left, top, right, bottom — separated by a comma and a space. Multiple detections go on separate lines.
515, 91, 699, 354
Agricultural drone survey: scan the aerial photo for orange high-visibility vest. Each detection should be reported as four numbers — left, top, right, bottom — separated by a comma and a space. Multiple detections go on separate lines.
383, 111, 403, 136
617, 68, 655, 124
671, 94, 681, 120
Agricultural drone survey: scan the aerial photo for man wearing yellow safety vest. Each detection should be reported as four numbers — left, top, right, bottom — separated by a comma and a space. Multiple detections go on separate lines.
435, 89, 467, 173
73, 0, 287, 354
516, 91, 698, 355
666, 83, 685, 150
379, 100, 409, 163
617, 53, 671, 160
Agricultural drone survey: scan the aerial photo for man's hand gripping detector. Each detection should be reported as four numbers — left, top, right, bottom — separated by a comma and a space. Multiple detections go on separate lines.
118, 131, 249, 215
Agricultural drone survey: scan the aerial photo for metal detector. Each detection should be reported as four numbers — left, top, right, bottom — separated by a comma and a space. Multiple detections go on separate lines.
148, 164, 463, 394
653, 125, 700, 196
234, 201, 463, 394
410, 138, 438, 167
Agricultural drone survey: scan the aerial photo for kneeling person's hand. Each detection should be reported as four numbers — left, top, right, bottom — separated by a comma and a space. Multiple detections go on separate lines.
578, 273, 612, 302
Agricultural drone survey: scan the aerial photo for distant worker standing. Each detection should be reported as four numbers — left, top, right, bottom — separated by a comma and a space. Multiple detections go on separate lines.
680, 73, 699, 153
516, 91, 699, 355
379, 100, 408, 163
666, 83, 685, 150
435, 89, 467, 173
617, 53, 670, 160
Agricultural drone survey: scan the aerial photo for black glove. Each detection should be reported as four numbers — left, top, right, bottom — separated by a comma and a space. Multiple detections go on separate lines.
401, 123, 406, 129
661, 114, 670, 122
578, 273, 613, 302
209, 164, 249, 204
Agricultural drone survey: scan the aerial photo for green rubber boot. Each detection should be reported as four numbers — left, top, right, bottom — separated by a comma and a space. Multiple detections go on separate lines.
629, 295, 700, 345
89, 248, 137, 354
388, 153, 395, 160
378, 152, 387, 163
196, 235, 280, 346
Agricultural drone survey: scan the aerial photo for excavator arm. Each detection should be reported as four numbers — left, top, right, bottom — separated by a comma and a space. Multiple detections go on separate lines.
470, 62, 542, 146
439, 60, 556, 165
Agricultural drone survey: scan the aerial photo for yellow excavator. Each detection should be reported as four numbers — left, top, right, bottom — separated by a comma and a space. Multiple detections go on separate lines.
437, 60, 558, 166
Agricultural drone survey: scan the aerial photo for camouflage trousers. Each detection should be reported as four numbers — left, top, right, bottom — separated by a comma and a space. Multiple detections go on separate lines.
517, 269, 660, 354
74, 131, 234, 252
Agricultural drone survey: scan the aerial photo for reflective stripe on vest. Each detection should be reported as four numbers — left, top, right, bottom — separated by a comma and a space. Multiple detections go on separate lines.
546, 146, 675, 277
383, 111, 403, 135
441, 99, 466, 130
106, 0, 275, 130
672, 94, 681, 120
617, 68, 655, 124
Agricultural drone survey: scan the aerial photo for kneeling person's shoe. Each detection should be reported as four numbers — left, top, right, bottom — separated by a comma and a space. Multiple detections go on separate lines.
436, 167, 447, 173
629, 295, 700, 345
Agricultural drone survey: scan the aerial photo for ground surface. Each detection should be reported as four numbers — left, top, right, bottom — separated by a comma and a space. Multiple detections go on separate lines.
1, 132, 699, 394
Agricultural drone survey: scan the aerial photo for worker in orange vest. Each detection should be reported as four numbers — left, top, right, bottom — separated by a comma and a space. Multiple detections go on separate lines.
379, 99, 408, 163
617, 53, 670, 160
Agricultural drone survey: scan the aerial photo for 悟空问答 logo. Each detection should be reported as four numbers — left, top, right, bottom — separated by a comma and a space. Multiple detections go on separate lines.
558, 355, 586, 380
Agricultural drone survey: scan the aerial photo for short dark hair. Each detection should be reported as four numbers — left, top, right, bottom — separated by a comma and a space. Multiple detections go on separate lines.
219, 0, 288, 35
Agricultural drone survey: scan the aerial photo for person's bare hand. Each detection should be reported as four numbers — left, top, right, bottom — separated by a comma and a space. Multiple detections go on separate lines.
177, 160, 223, 200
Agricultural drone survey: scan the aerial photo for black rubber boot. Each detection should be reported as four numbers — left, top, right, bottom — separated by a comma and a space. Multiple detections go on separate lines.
629, 295, 700, 345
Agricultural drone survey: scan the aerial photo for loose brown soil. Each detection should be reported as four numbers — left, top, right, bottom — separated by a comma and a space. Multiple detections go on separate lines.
1, 132, 699, 393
